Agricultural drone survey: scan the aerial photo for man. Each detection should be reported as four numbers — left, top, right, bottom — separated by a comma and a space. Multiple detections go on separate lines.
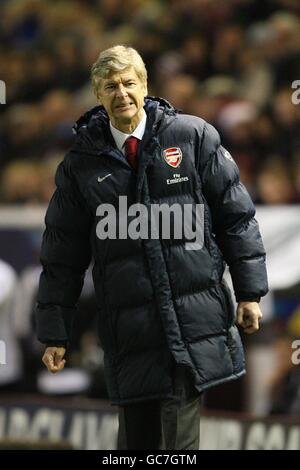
36, 45, 268, 450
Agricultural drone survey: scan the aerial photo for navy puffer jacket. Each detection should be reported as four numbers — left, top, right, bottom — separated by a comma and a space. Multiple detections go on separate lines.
36, 97, 268, 405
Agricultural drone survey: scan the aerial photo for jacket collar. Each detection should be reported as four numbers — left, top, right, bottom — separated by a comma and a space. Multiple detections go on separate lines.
71, 96, 178, 156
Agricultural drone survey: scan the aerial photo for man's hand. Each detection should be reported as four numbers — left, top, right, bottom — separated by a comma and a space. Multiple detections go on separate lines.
236, 301, 262, 334
42, 346, 66, 373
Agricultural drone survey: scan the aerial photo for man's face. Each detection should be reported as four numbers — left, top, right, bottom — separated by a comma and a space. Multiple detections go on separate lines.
97, 66, 148, 131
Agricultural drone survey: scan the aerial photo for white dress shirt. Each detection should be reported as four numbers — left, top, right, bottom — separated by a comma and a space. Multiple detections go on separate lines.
109, 110, 147, 155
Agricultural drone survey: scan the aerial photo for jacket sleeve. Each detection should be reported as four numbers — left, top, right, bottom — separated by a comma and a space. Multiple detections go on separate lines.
35, 154, 92, 344
197, 122, 268, 302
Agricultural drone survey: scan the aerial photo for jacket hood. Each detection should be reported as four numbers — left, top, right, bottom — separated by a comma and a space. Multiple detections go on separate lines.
71, 96, 178, 154
72, 96, 177, 134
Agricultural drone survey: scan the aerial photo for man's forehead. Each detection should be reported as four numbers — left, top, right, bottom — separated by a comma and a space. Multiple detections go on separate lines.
103, 68, 140, 82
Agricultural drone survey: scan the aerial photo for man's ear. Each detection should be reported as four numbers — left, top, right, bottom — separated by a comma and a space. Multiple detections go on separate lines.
95, 87, 102, 105
144, 82, 148, 97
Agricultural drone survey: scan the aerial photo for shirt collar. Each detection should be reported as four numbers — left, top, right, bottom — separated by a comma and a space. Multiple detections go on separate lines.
109, 110, 147, 153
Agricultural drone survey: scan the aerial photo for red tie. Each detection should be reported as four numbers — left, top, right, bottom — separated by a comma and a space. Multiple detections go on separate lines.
124, 136, 139, 170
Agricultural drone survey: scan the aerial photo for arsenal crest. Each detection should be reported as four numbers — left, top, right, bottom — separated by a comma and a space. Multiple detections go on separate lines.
163, 147, 182, 168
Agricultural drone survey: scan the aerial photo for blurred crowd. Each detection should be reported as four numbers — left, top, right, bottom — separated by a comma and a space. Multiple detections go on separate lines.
0, 0, 300, 205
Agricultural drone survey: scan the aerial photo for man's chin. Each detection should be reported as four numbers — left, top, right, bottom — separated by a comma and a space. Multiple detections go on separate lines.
114, 110, 137, 122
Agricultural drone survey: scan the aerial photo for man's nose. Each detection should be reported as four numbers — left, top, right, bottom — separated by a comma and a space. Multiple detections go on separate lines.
116, 84, 128, 98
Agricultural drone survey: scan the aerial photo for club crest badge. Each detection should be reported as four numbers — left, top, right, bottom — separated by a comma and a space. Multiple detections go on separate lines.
163, 147, 182, 168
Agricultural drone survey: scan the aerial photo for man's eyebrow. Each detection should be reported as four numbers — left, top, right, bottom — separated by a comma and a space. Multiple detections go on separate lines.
104, 78, 135, 84
104, 81, 117, 86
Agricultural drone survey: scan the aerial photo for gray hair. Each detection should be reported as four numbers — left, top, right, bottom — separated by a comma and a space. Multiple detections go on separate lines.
91, 45, 148, 96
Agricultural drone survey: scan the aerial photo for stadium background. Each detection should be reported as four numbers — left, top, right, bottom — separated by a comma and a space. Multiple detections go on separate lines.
0, 0, 300, 449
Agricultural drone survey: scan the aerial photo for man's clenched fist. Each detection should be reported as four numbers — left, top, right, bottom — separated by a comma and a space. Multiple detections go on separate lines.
42, 346, 66, 373
236, 301, 262, 334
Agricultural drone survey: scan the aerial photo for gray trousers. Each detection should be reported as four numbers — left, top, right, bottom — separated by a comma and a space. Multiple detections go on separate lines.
118, 366, 201, 450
